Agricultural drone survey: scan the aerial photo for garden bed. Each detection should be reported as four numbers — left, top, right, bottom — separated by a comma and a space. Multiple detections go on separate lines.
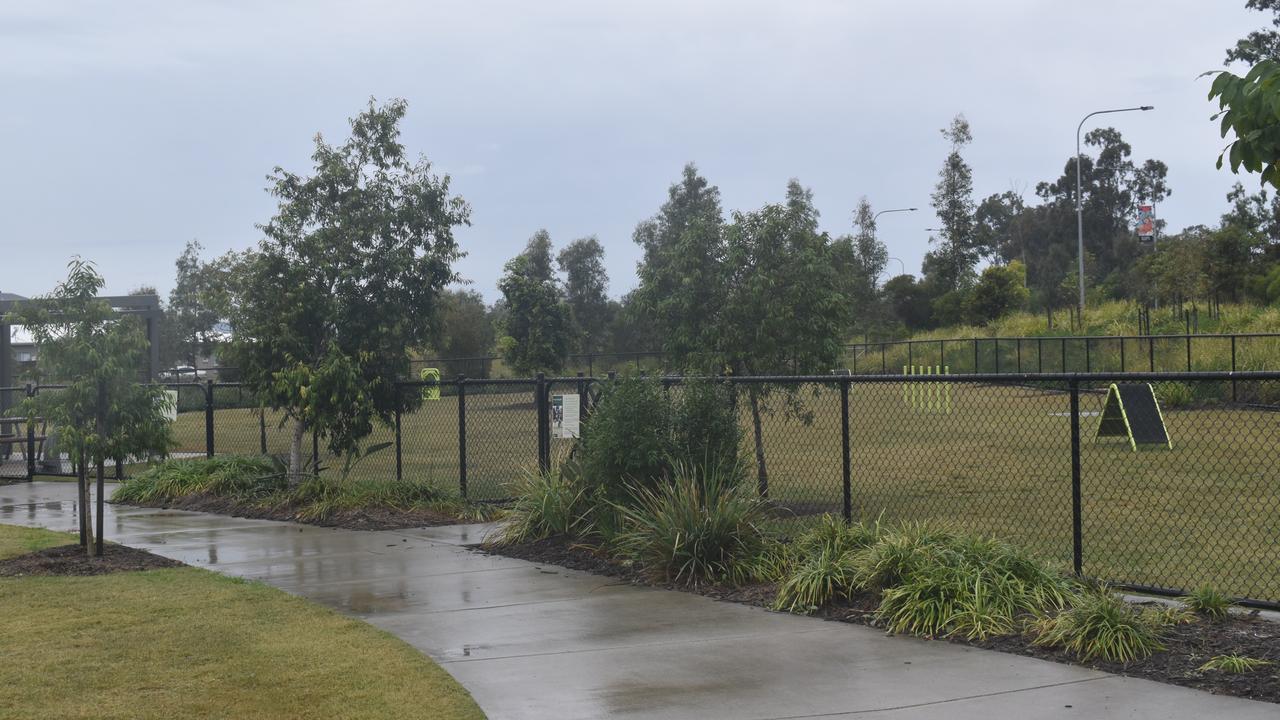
486, 535, 1280, 704
0, 542, 184, 576
121, 492, 474, 531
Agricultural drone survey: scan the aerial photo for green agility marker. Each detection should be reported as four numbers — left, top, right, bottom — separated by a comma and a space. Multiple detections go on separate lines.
902, 365, 951, 414
1095, 383, 1171, 451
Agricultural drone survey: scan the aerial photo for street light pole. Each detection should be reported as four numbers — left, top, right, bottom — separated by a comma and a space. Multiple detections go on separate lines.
886, 256, 907, 277
1075, 105, 1153, 317
873, 207, 917, 224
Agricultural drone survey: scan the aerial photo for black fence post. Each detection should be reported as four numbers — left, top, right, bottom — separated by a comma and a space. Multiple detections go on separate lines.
1149, 336, 1156, 372
258, 409, 267, 455
24, 384, 35, 481
1231, 336, 1238, 403
907, 341, 913, 371
576, 372, 587, 426
457, 375, 467, 499
394, 383, 403, 482
312, 432, 319, 478
1084, 338, 1091, 373
840, 377, 852, 524
1070, 378, 1083, 577
1186, 334, 1193, 372
1037, 338, 1043, 373
1016, 339, 1022, 373
535, 373, 550, 475
1060, 338, 1067, 373
205, 380, 215, 459
994, 339, 1001, 374
1120, 338, 1126, 373
939, 340, 946, 370
881, 343, 887, 374
973, 339, 979, 373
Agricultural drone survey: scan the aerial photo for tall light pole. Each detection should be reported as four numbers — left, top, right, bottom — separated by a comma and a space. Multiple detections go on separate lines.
1076, 106, 1153, 316
886, 256, 907, 276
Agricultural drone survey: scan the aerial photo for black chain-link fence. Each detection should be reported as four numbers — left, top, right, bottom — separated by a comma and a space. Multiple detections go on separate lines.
5, 372, 1279, 606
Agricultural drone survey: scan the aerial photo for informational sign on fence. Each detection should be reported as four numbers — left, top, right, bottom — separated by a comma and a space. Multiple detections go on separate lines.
551, 394, 580, 439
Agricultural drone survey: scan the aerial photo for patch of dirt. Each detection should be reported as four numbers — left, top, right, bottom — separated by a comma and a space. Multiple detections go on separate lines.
0, 543, 184, 577
487, 535, 1280, 705
120, 493, 469, 531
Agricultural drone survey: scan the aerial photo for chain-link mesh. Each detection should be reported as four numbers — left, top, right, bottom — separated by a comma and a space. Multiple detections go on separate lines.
0, 386, 30, 479
460, 381, 538, 500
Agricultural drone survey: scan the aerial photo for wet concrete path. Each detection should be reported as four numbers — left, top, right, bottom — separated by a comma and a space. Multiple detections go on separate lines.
2, 481, 1274, 719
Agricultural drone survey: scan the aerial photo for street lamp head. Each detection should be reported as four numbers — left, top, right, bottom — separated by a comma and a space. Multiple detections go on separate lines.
908, 207, 918, 211
1140, 105, 1154, 111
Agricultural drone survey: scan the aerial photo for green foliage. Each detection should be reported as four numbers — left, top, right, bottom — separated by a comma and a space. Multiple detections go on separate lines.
113, 456, 282, 504
9, 259, 174, 479
633, 163, 728, 371
669, 379, 742, 484
225, 98, 468, 480
772, 515, 882, 612
1032, 590, 1165, 663
1153, 381, 1195, 408
1199, 654, 1273, 673
435, 290, 495, 378
611, 461, 771, 586
288, 476, 459, 522
1207, 59, 1280, 189
1182, 584, 1234, 619
557, 236, 612, 354
965, 262, 1030, 325
488, 468, 592, 546
497, 233, 572, 375
578, 376, 672, 499
772, 521, 1071, 641
927, 114, 980, 291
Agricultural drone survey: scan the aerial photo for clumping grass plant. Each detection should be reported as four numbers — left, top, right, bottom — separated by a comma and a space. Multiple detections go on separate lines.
1031, 589, 1165, 663
113, 456, 282, 504
487, 467, 593, 546
1182, 584, 1234, 620
772, 520, 1072, 641
113, 456, 486, 522
611, 460, 772, 586
1198, 654, 1273, 673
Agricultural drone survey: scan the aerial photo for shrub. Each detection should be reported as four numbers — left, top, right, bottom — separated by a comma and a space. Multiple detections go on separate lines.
670, 380, 742, 485
113, 455, 281, 505
1153, 381, 1194, 408
288, 476, 458, 522
1032, 590, 1164, 663
611, 461, 770, 586
772, 515, 882, 612
488, 468, 592, 546
579, 377, 671, 499
1198, 655, 1273, 673
1182, 584, 1233, 620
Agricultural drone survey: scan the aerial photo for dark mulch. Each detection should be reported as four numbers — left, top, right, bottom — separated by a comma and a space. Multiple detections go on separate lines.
486, 535, 1280, 704
117, 493, 469, 531
0, 543, 184, 577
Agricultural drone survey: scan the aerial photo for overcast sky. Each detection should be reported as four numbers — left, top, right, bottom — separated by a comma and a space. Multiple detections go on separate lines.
0, 0, 1263, 303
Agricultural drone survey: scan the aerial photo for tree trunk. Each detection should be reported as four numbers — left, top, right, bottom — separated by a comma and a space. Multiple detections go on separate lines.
288, 418, 306, 486
78, 446, 94, 557
747, 387, 768, 498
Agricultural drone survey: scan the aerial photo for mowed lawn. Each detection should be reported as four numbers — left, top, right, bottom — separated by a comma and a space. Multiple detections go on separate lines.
170, 382, 1280, 602
0, 524, 485, 720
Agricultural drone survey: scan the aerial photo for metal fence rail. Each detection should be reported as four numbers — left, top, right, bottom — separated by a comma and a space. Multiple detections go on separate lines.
405, 332, 1280, 379
5, 371, 1280, 608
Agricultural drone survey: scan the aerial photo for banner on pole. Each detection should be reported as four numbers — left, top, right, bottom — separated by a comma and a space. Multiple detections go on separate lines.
1137, 205, 1155, 240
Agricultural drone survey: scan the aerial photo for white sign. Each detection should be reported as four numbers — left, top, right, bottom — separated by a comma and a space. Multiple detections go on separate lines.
161, 390, 179, 422
551, 394, 580, 439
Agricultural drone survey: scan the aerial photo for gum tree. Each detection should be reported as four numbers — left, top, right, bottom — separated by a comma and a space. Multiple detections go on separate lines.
8, 259, 172, 556
226, 98, 469, 482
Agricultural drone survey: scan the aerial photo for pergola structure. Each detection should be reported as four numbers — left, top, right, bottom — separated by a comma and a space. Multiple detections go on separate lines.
0, 294, 162, 414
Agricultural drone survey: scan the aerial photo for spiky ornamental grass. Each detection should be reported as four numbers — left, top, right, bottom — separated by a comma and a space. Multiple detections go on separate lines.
1198, 654, 1273, 673
610, 461, 772, 586
486, 468, 592, 547
1182, 584, 1234, 620
1031, 590, 1165, 664
771, 520, 1072, 641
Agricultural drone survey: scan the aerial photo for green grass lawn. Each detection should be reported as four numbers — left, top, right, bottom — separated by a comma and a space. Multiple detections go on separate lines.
0, 524, 485, 720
